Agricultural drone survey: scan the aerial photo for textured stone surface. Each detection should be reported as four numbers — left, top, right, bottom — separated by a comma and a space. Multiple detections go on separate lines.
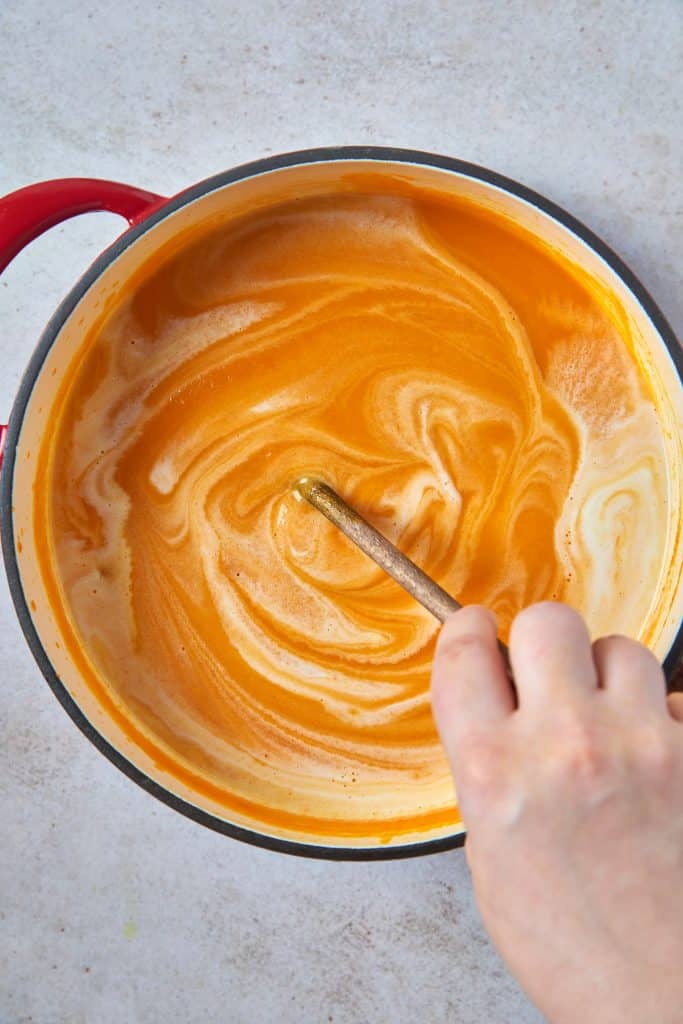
0, 1, 680, 1021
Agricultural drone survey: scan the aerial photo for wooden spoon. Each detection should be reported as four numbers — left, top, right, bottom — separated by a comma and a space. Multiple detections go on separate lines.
295, 476, 511, 669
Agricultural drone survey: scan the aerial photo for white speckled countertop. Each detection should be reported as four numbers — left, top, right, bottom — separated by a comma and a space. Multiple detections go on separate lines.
1, 2, 680, 1021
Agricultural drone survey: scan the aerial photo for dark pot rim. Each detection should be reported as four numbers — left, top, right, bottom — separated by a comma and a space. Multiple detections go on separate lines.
2, 146, 682, 860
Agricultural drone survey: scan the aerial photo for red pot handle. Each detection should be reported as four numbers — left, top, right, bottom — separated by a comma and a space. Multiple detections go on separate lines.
0, 177, 166, 469
0, 177, 165, 274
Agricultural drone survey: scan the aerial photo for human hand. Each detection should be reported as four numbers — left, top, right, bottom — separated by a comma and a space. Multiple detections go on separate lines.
431, 602, 683, 1024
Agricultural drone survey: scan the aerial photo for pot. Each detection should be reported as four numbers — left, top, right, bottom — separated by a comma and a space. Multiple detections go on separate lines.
2, 147, 682, 859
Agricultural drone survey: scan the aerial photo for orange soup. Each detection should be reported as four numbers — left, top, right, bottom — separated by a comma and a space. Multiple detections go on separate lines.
36, 185, 672, 841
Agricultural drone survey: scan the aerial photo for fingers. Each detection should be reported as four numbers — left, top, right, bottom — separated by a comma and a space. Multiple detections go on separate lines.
432, 599, 676, 766
668, 692, 683, 723
593, 635, 667, 709
431, 605, 515, 760
509, 602, 597, 708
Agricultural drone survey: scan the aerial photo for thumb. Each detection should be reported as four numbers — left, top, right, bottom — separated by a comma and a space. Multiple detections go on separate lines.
431, 605, 514, 763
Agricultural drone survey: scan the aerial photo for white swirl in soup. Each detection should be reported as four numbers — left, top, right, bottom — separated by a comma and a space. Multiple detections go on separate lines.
36, 187, 677, 842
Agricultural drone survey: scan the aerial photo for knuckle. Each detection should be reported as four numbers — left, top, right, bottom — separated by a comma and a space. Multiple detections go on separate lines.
552, 714, 607, 783
592, 634, 621, 659
437, 631, 491, 667
636, 726, 677, 783
595, 633, 630, 649
513, 601, 583, 638
456, 735, 505, 800
594, 634, 665, 681
564, 740, 607, 783
668, 692, 683, 723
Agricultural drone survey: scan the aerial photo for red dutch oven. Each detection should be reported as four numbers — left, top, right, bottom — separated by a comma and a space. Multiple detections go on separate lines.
1, 148, 682, 859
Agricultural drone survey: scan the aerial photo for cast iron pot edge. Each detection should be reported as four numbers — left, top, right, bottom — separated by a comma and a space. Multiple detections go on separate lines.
1, 146, 681, 859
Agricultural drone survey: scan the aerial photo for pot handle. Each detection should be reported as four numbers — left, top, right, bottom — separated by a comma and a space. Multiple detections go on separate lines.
0, 177, 165, 274
0, 177, 166, 465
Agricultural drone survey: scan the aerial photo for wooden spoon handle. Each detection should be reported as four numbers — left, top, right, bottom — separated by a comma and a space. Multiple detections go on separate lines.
295, 477, 511, 670
296, 477, 460, 623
